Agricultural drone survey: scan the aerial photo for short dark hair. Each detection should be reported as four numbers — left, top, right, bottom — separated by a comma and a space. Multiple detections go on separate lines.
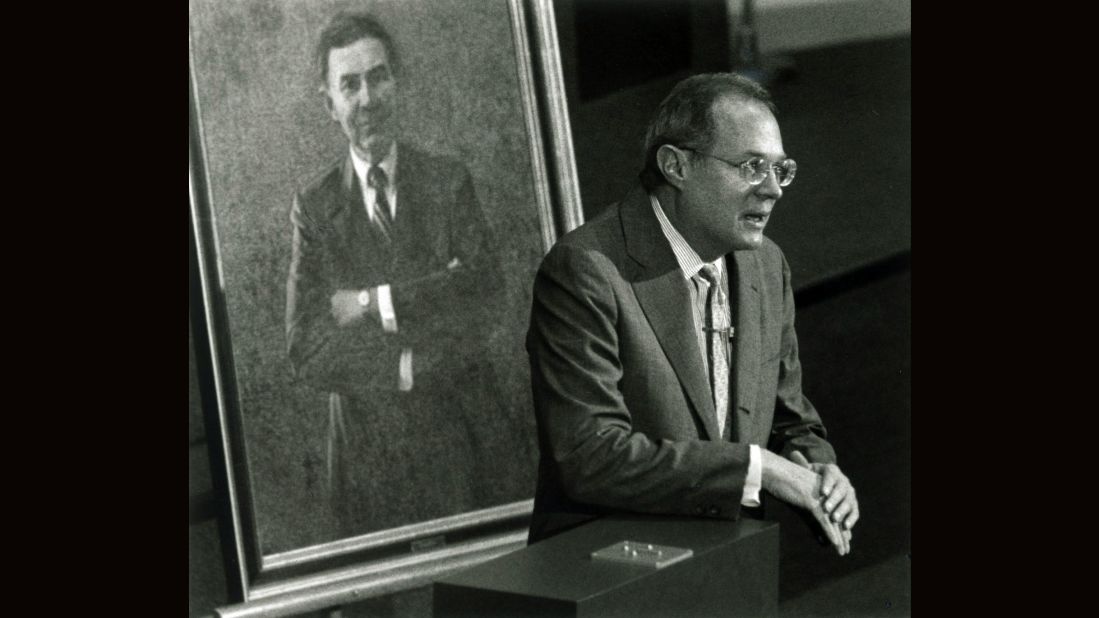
314, 11, 399, 87
639, 72, 776, 191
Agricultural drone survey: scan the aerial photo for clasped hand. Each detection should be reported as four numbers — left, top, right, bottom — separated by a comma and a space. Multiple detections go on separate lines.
762, 450, 858, 556
790, 451, 859, 532
791, 450, 857, 556
330, 289, 378, 327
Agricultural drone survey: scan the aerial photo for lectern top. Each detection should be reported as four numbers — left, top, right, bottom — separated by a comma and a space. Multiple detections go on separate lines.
435, 514, 778, 602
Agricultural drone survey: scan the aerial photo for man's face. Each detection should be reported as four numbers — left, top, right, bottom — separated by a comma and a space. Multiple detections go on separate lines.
324, 36, 397, 162
674, 97, 786, 258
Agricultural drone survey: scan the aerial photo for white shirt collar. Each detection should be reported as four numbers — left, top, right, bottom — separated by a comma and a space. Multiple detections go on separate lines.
350, 141, 397, 186
649, 192, 724, 282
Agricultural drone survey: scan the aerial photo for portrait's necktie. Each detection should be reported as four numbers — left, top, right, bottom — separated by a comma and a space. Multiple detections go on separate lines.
367, 164, 394, 243
698, 264, 730, 439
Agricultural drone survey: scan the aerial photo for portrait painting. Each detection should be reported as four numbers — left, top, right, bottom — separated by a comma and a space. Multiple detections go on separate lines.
189, 0, 580, 603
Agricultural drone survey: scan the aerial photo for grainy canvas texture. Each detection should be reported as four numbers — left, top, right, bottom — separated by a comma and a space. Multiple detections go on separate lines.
190, 0, 545, 554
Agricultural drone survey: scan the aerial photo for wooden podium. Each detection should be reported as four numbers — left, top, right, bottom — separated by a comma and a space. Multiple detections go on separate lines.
434, 514, 779, 617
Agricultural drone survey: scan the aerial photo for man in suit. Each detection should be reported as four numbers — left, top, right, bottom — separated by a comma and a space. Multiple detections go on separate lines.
286, 11, 510, 536
526, 73, 859, 555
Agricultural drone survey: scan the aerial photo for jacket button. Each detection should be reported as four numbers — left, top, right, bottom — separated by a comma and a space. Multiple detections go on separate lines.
694, 506, 704, 515
708, 506, 720, 516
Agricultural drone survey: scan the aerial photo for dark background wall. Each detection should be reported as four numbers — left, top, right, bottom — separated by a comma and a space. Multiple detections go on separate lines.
190, 0, 910, 615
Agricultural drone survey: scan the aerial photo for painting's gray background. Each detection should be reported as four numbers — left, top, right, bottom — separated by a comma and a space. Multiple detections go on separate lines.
190, 0, 546, 554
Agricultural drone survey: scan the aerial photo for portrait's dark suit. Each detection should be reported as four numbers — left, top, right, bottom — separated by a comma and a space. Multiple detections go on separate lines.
526, 184, 835, 543
286, 143, 513, 534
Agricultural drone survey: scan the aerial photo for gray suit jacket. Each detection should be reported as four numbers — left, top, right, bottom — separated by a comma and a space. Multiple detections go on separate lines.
285, 144, 508, 532
286, 143, 501, 398
526, 184, 834, 543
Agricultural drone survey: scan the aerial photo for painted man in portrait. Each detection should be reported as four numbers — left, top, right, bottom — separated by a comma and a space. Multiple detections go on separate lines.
285, 10, 509, 536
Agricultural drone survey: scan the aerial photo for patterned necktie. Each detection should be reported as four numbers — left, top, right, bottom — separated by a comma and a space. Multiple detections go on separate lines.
698, 264, 730, 439
366, 164, 394, 243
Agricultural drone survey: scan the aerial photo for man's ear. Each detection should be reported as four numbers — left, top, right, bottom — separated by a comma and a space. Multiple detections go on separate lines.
656, 144, 690, 189
321, 87, 337, 122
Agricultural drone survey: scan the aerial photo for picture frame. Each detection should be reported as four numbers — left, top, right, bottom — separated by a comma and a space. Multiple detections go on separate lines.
189, 0, 582, 613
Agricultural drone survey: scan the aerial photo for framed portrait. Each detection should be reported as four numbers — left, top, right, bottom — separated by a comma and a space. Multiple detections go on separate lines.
189, 0, 582, 612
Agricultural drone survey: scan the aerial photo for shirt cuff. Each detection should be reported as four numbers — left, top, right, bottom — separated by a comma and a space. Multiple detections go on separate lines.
741, 444, 762, 507
377, 284, 398, 332
398, 347, 413, 392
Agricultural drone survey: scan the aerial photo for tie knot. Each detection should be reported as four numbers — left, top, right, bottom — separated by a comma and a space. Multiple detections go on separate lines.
367, 164, 388, 190
698, 264, 720, 287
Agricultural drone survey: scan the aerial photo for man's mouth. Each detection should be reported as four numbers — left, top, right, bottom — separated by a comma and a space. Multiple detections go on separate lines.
742, 213, 769, 228
356, 107, 390, 126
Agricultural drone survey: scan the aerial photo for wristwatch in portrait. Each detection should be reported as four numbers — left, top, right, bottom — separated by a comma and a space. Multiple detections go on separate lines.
357, 289, 371, 308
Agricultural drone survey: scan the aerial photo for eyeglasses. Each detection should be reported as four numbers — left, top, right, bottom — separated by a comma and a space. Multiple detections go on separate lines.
683, 148, 797, 187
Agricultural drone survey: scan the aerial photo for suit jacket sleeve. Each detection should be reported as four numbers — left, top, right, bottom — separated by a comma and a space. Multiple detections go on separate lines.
285, 191, 406, 398
388, 166, 503, 375
767, 251, 837, 465
529, 243, 749, 519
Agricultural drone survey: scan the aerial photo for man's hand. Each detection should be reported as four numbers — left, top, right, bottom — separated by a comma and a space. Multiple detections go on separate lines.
761, 450, 850, 556
330, 289, 379, 327
790, 451, 860, 532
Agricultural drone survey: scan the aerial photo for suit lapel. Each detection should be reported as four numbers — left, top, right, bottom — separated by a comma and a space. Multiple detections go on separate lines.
391, 142, 420, 245
728, 248, 762, 443
621, 189, 720, 441
326, 155, 361, 243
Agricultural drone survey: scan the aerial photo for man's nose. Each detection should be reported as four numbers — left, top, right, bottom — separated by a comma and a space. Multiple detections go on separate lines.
355, 82, 372, 107
756, 168, 783, 200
